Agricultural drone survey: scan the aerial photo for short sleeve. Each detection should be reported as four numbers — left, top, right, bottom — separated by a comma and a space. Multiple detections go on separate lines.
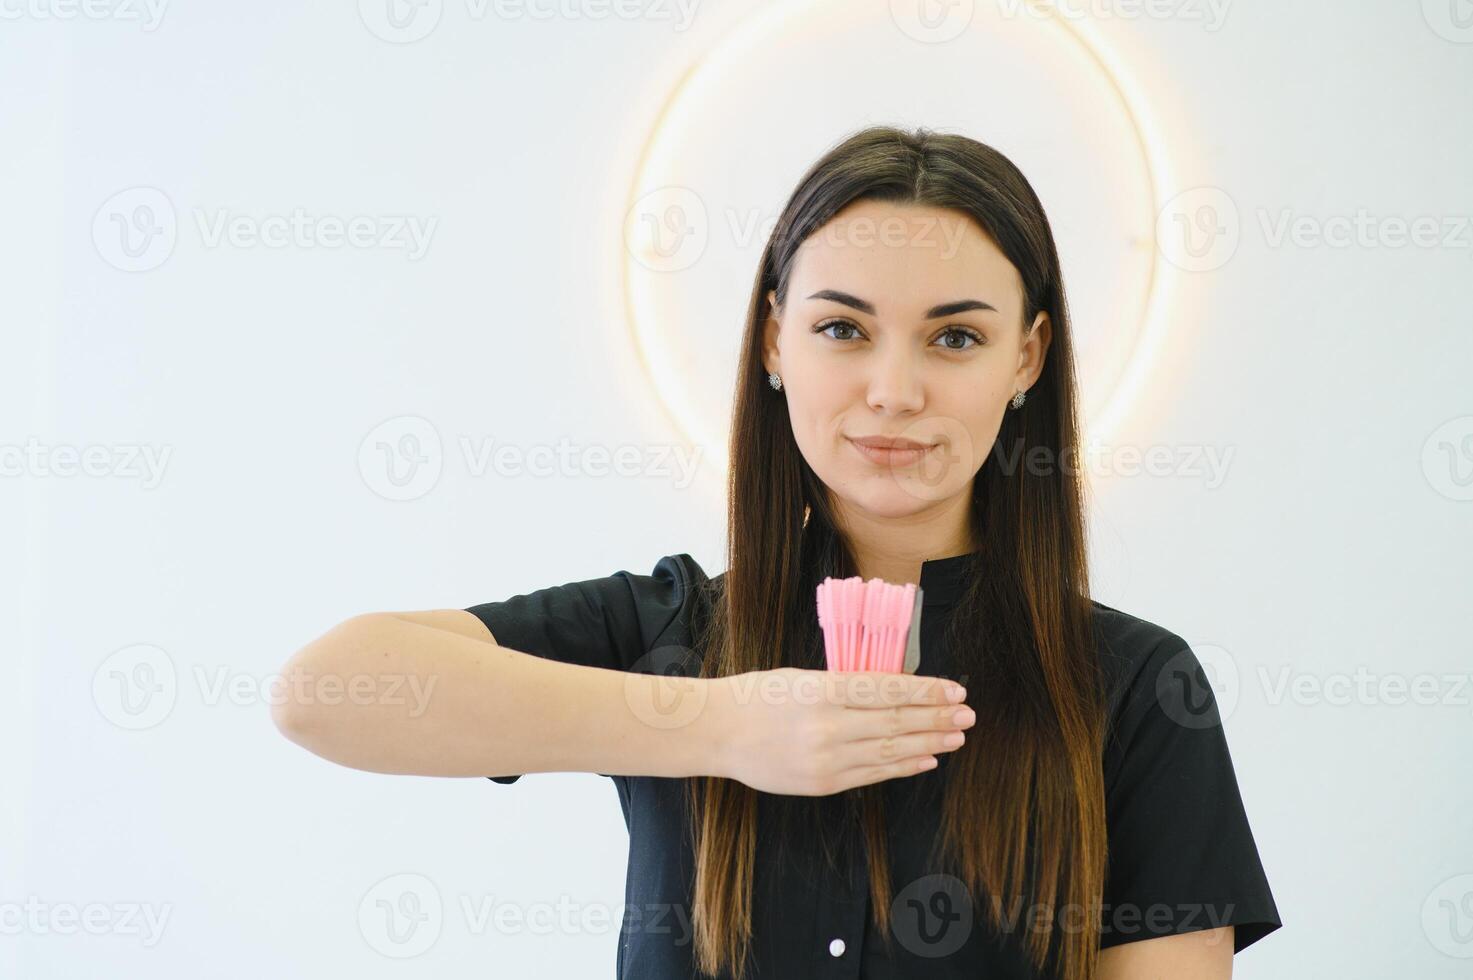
1100, 633, 1283, 954
462, 552, 708, 784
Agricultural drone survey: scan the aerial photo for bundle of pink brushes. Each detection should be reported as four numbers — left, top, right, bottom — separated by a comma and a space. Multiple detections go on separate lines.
816, 575, 925, 673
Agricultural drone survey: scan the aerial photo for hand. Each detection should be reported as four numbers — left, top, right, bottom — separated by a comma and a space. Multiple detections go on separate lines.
710, 667, 974, 796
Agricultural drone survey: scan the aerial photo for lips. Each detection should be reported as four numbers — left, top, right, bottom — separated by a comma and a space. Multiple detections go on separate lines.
849, 435, 933, 451
847, 435, 937, 466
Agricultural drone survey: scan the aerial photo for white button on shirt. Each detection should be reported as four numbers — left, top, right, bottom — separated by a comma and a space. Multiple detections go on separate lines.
829, 938, 846, 957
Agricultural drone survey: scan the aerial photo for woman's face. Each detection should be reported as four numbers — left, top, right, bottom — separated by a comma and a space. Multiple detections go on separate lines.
763, 199, 1049, 526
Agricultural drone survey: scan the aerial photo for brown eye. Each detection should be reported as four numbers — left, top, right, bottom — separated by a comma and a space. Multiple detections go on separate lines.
936, 327, 984, 351
814, 319, 863, 342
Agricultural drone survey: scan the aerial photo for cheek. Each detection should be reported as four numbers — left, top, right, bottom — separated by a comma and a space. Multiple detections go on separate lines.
782, 393, 858, 479
935, 396, 1008, 472
969, 406, 1007, 459
785, 371, 845, 426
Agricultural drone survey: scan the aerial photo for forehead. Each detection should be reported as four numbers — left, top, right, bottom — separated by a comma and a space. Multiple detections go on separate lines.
788, 200, 1023, 317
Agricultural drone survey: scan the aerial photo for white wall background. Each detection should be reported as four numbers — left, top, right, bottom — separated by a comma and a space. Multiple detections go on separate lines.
4, 0, 1471, 976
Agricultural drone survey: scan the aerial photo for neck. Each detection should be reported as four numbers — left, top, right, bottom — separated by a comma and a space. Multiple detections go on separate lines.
832, 491, 977, 586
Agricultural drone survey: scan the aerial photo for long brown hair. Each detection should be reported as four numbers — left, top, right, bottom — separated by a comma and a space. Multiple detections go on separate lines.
683, 125, 1106, 980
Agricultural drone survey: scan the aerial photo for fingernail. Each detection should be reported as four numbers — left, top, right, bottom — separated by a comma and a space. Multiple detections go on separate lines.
953, 708, 976, 726
948, 685, 967, 702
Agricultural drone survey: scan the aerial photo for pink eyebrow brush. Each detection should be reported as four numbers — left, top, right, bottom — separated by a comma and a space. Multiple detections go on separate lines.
816, 575, 924, 673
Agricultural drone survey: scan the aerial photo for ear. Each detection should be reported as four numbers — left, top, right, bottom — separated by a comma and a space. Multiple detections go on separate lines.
1014, 310, 1051, 394
761, 288, 782, 376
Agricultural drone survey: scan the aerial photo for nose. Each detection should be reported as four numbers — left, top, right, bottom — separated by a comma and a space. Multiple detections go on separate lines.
864, 347, 925, 416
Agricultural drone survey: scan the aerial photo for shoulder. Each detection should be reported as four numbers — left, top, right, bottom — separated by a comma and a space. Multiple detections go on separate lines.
1088, 598, 1198, 723
460, 552, 722, 675
617, 552, 722, 671
1088, 597, 1236, 786
629, 552, 718, 622
645, 552, 715, 600
596, 550, 717, 622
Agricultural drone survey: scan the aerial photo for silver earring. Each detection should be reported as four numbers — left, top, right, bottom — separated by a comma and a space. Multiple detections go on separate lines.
1011, 389, 1026, 409
768, 372, 783, 391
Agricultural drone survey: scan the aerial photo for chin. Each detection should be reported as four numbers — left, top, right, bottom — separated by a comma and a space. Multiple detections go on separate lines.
839, 480, 959, 518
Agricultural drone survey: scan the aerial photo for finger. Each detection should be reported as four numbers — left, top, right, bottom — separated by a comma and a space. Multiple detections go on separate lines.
838, 754, 940, 790
845, 702, 976, 740
831, 672, 966, 709
837, 729, 965, 771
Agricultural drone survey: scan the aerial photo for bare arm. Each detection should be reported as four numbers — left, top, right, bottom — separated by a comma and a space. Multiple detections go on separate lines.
1097, 926, 1234, 980
270, 610, 724, 779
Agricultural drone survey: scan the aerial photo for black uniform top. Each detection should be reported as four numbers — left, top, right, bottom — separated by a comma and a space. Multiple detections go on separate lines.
464, 552, 1282, 978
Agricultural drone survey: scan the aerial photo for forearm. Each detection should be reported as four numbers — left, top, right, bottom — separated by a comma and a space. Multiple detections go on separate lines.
272, 614, 728, 779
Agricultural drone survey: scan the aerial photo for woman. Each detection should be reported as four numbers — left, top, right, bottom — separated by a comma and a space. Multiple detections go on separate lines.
273, 126, 1282, 979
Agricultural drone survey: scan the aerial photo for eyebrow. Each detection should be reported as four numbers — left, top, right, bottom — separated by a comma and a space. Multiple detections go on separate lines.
806, 289, 997, 319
